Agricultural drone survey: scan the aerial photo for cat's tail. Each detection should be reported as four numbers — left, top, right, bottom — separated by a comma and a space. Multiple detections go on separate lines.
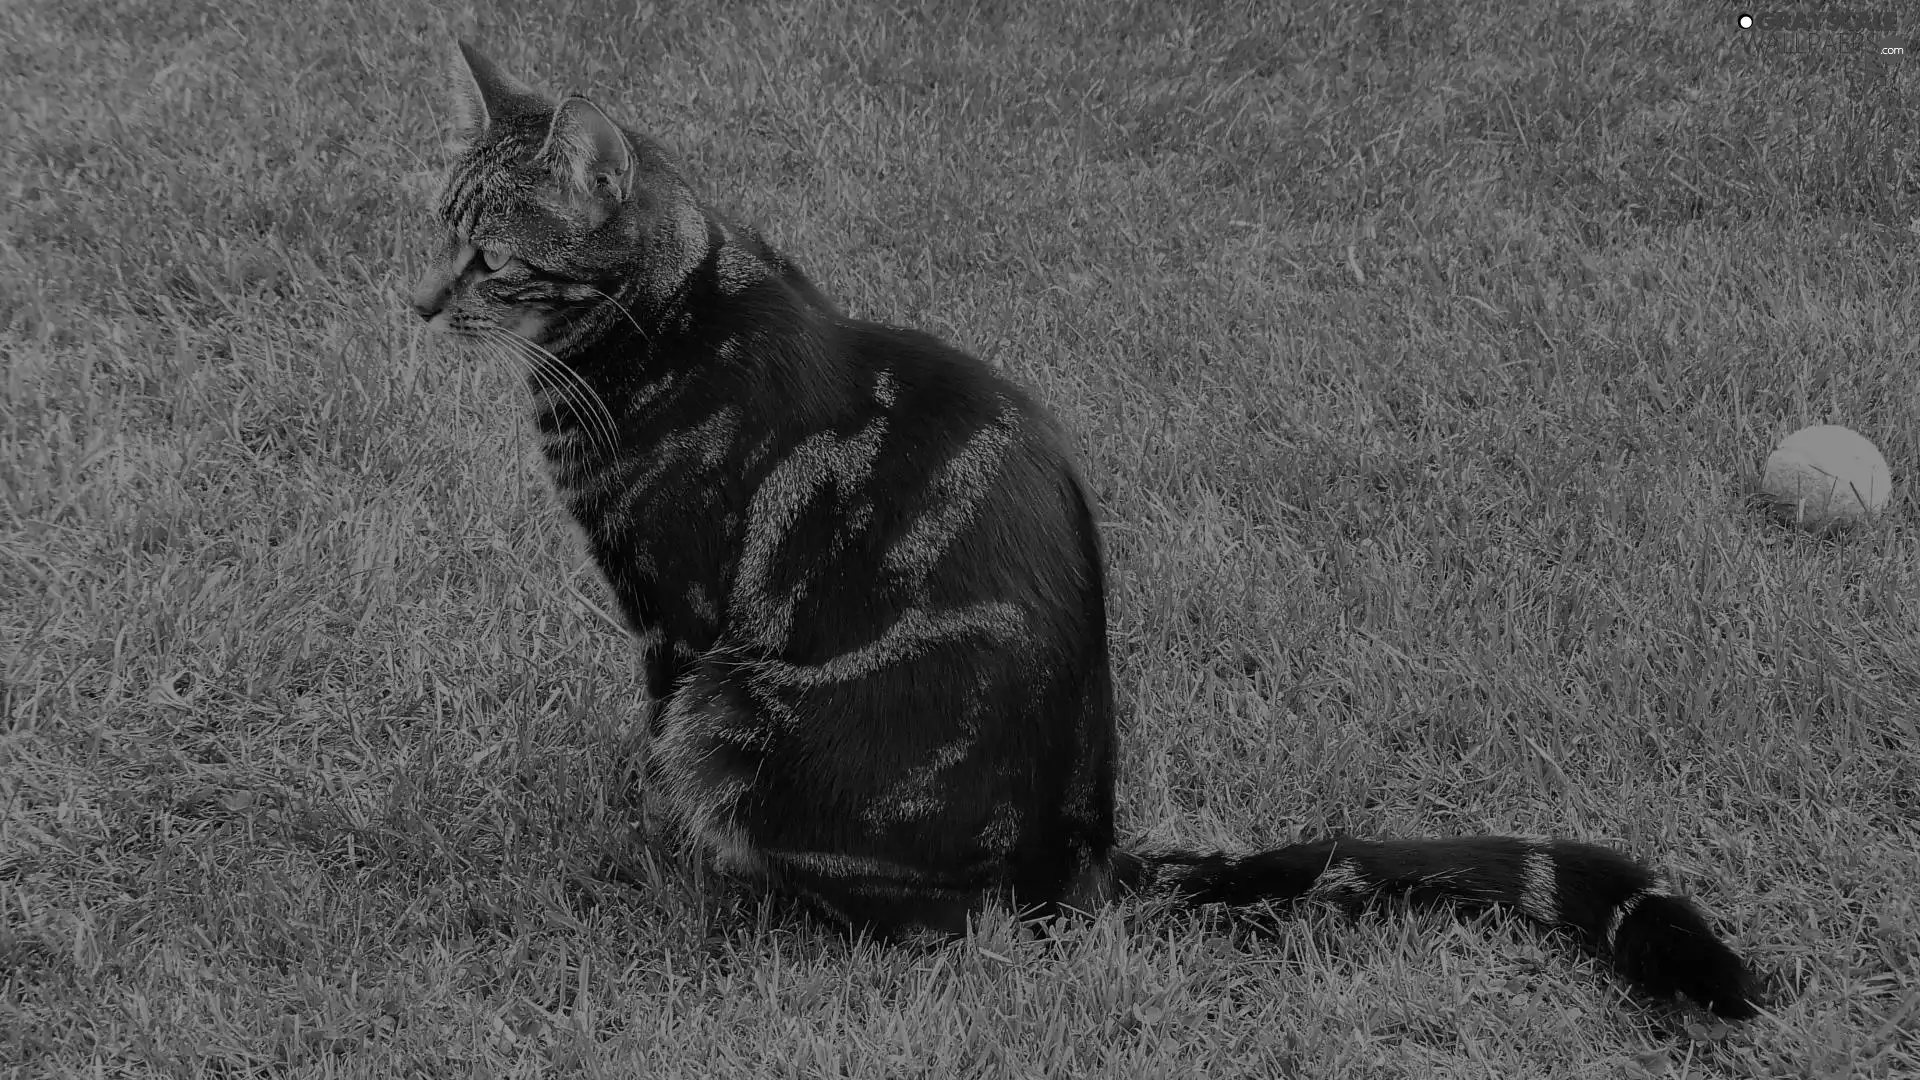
1112, 835, 1760, 1020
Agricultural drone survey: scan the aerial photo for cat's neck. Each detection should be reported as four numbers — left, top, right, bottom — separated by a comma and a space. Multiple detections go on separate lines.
527, 204, 862, 488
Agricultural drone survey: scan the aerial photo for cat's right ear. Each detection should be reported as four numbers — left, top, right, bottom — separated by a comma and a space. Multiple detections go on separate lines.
449, 40, 537, 145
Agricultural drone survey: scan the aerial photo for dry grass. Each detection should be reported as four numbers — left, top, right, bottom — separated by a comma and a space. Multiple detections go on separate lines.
4, 0, 1918, 1075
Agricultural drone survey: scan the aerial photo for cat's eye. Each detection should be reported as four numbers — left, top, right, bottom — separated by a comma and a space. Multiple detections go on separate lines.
479, 246, 514, 272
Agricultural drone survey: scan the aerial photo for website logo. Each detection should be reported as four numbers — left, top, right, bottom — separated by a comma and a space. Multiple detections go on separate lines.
1737, 10, 1895, 32
1736, 11, 1907, 59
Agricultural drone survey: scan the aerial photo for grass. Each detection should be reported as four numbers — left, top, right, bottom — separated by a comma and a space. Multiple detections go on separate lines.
3, 0, 1917, 1074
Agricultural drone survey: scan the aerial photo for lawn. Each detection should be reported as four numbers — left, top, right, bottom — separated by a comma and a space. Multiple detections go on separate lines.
3, 0, 1917, 1075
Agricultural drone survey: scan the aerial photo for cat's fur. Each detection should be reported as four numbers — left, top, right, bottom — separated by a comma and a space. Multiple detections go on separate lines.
411, 42, 1761, 1019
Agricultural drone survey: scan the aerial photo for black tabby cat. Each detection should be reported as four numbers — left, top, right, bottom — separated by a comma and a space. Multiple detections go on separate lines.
411, 42, 1760, 1019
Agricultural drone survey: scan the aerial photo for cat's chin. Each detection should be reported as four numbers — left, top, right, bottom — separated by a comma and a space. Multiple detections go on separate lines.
510, 312, 552, 343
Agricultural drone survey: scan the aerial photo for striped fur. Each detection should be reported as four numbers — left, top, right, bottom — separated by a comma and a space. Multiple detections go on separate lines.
410, 42, 1760, 1020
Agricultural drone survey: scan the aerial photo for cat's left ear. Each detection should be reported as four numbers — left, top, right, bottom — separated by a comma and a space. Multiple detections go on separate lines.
543, 96, 632, 201
451, 40, 541, 145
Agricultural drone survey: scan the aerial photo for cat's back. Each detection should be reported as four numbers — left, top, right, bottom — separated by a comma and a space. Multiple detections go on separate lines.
845, 313, 1101, 611
716, 306, 1103, 667
837, 314, 1089, 527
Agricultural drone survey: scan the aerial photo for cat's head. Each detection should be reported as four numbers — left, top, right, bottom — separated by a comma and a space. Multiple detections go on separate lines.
411, 42, 700, 346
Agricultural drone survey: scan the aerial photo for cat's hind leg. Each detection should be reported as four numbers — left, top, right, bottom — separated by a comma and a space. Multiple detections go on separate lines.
645, 656, 1006, 936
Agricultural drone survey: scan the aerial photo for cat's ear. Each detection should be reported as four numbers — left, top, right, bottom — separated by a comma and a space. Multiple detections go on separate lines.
449, 40, 538, 144
542, 96, 632, 201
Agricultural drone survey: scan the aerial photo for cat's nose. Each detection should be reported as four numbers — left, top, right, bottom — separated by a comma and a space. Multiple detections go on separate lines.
410, 271, 452, 321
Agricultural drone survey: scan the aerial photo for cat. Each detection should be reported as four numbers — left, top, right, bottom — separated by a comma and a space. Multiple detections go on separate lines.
410, 41, 1760, 1020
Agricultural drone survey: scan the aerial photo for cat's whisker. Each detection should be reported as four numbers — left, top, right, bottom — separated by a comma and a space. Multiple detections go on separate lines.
465, 330, 534, 385
493, 338, 605, 452
470, 330, 583, 437
478, 337, 554, 404
479, 325, 620, 452
582, 284, 653, 345
532, 347, 622, 453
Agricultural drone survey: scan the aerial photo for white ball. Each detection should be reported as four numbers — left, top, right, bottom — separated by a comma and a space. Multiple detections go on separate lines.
1760, 425, 1892, 528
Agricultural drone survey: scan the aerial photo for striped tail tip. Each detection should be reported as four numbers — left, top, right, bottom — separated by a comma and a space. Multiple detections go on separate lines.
1113, 837, 1762, 1020
1607, 890, 1762, 1020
